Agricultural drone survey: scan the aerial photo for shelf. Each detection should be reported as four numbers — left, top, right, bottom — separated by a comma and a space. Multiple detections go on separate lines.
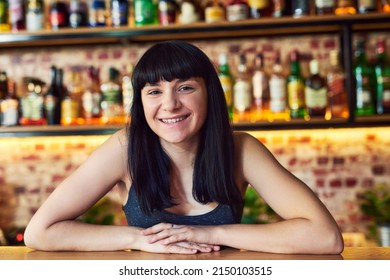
0, 124, 124, 137
1, 13, 390, 48
1, 115, 389, 137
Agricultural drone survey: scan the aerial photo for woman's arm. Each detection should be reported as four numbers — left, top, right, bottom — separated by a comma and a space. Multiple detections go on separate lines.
143, 132, 344, 254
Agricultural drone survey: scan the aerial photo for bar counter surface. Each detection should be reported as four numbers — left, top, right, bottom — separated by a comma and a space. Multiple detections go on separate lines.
1, 246, 390, 260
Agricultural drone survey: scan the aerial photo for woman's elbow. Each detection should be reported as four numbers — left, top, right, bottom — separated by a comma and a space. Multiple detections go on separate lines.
320, 227, 344, 255
24, 223, 48, 250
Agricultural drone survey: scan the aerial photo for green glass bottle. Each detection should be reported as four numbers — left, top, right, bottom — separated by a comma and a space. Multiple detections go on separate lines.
354, 38, 375, 116
287, 49, 306, 119
134, 0, 158, 26
374, 37, 390, 115
218, 53, 234, 121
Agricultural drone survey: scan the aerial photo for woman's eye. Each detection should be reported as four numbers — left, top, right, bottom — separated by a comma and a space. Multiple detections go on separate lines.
178, 85, 194, 92
147, 90, 161, 95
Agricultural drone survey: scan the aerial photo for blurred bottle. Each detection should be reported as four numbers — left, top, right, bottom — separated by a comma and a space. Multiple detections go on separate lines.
82, 66, 102, 124
122, 63, 134, 123
248, 0, 272, 18
374, 37, 390, 114
218, 53, 234, 121
89, 0, 107, 26
134, 0, 158, 26
111, 0, 129, 27
292, 0, 311, 17
233, 53, 252, 122
0, 0, 10, 31
69, 0, 88, 28
61, 69, 82, 125
1, 74, 19, 126
327, 50, 348, 118
381, 0, 390, 12
354, 38, 375, 116
20, 77, 46, 125
251, 52, 269, 121
335, 0, 357, 15
357, 0, 377, 13
101, 67, 123, 124
44, 65, 62, 125
272, 0, 291, 17
50, 0, 69, 29
226, 0, 249, 21
305, 59, 328, 118
158, 0, 176, 25
287, 49, 306, 119
178, 0, 201, 24
204, 0, 225, 23
314, 0, 336, 15
9, 0, 25, 31
26, 0, 45, 31
268, 51, 289, 121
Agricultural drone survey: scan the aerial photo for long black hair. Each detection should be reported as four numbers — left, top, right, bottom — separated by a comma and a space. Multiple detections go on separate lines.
127, 40, 243, 217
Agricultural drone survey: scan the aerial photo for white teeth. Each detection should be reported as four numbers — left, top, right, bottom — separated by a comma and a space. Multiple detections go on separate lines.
161, 116, 187, 124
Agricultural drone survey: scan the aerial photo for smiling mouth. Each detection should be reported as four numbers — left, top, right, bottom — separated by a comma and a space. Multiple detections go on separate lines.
160, 115, 190, 124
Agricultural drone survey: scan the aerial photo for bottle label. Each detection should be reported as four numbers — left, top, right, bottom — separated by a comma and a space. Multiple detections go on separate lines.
287, 81, 305, 110
21, 93, 44, 120
252, 72, 268, 99
61, 99, 79, 119
248, 0, 269, 9
269, 77, 286, 113
226, 4, 249, 21
1, 99, 19, 126
219, 75, 233, 107
205, 6, 225, 23
234, 81, 251, 112
134, 0, 156, 25
305, 87, 328, 108
358, 0, 376, 9
315, 0, 335, 8
26, 12, 43, 31
9, 0, 24, 25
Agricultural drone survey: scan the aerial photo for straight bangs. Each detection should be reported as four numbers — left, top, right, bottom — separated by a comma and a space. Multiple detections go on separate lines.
132, 41, 209, 92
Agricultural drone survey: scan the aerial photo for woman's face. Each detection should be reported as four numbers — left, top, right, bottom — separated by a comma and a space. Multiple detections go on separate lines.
141, 77, 208, 147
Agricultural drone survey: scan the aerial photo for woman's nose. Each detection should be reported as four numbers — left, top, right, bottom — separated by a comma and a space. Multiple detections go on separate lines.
161, 92, 180, 111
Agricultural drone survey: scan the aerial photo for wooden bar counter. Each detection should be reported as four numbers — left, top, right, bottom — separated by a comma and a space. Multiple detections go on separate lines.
1, 246, 390, 260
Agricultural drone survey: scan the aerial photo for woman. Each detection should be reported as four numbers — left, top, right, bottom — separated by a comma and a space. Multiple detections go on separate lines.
24, 41, 343, 254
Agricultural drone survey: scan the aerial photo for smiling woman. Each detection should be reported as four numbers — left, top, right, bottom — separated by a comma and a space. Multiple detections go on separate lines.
24, 41, 343, 255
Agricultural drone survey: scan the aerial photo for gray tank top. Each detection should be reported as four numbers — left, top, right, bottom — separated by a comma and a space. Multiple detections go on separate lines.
122, 186, 242, 228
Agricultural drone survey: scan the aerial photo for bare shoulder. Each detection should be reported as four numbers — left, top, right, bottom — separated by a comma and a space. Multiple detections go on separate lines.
233, 131, 269, 155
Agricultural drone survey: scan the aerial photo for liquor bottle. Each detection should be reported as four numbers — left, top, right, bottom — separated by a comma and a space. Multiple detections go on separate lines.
374, 37, 390, 114
82, 66, 102, 124
381, 0, 390, 12
61, 69, 82, 125
20, 77, 46, 125
9, 0, 26, 31
335, 0, 357, 15
111, 0, 129, 27
44, 65, 62, 125
0, 71, 6, 100
226, 0, 249, 22
248, 0, 272, 18
327, 50, 348, 118
268, 51, 289, 121
292, 0, 311, 17
251, 52, 269, 121
272, 0, 291, 17
218, 53, 234, 121
233, 53, 252, 122
134, 0, 158, 26
0, 79, 19, 126
122, 63, 134, 122
158, 0, 176, 25
26, 0, 44, 31
69, 0, 88, 28
101, 67, 124, 124
0, 0, 10, 31
89, 0, 107, 26
305, 59, 328, 118
204, 0, 225, 23
50, 1, 69, 29
354, 38, 375, 116
178, 0, 201, 24
287, 50, 306, 119
314, 0, 336, 15
357, 0, 377, 13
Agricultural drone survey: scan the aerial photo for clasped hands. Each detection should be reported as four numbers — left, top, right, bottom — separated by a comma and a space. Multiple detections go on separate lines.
141, 222, 221, 254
